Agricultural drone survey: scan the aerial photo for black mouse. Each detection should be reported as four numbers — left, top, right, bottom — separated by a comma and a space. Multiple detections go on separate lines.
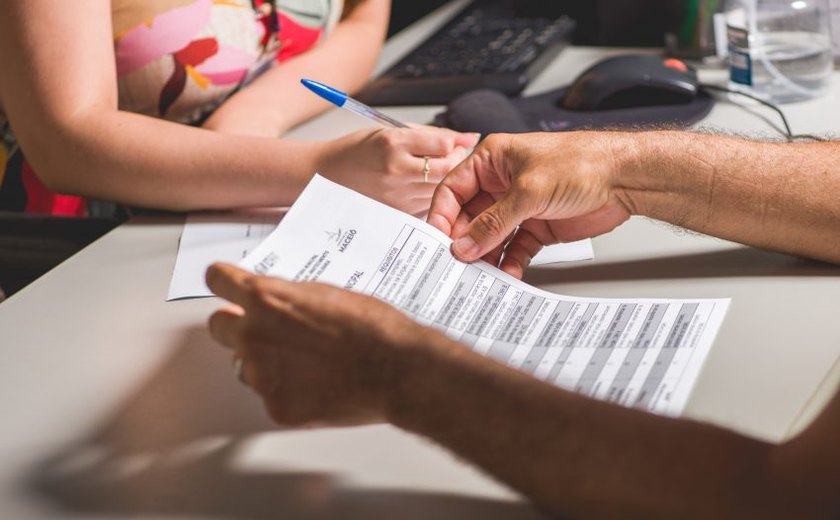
560, 55, 699, 111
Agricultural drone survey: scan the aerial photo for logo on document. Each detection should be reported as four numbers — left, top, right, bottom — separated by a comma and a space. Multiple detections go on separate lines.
324, 228, 343, 244
324, 228, 357, 253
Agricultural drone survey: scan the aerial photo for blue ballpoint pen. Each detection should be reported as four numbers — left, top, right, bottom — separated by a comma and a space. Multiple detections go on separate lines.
301, 78, 408, 128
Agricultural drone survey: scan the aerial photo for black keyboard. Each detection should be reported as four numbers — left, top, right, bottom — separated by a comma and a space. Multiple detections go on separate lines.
357, 0, 576, 106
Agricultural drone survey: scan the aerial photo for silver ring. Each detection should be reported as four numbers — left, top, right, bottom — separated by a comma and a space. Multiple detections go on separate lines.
422, 156, 431, 183
233, 356, 247, 386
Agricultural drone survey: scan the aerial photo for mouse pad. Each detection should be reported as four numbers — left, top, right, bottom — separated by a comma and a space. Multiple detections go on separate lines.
433, 87, 715, 136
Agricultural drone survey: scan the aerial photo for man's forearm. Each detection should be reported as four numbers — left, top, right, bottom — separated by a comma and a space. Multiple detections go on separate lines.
385, 331, 789, 519
618, 132, 840, 264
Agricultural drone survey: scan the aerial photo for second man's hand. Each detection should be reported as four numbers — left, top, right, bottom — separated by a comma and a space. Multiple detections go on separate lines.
427, 132, 637, 279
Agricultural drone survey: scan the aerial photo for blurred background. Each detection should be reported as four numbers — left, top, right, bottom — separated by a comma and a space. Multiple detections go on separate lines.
388, 0, 683, 46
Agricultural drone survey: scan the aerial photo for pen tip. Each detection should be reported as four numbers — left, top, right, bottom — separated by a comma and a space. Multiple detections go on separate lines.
300, 78, 347, 107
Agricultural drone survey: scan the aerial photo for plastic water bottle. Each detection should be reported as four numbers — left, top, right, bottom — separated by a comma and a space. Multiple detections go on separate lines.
725, 0, 833, 103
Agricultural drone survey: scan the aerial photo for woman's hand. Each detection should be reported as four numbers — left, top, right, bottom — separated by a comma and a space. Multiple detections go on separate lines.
206, 263, 436, 428
317, 126, 480, 215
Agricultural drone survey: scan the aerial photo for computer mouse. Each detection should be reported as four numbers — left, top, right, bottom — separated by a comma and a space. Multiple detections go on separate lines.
560, 55, 699, 111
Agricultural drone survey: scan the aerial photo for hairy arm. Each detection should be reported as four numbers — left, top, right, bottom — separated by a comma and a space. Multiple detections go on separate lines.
206, 264, 840, 519
618, 131, 840, 265
386, 328, 840, 519
428, 132, 840, 277
203, 0, 390, 137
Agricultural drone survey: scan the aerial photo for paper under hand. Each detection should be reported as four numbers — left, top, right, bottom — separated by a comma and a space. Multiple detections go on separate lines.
241, 175, 728, 416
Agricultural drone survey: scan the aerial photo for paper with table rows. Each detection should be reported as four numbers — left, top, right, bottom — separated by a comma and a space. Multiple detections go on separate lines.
241, 175, 729, 417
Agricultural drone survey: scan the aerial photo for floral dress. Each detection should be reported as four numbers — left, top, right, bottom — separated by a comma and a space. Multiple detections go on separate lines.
0, 0, 343, 216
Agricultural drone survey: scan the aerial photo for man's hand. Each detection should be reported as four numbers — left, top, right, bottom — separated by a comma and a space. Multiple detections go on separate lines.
427, 132, 637, 278
205, 263, 432, 428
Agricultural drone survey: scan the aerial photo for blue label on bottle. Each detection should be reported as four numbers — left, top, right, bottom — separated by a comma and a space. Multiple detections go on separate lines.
729, 49, 752, 85
727, 25, 752, 86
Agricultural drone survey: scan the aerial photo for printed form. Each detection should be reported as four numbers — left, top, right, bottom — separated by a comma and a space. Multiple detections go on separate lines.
241, 175, 729, 417
168, 210, 590, 300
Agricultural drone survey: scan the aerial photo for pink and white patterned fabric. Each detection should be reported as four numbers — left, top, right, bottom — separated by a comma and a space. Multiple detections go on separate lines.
0, 0, 343, 215
113, 0, 344, 122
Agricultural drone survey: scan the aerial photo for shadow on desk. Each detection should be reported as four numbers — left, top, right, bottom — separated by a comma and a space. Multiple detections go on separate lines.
525, 246, 839, 287
29, 445, 542, 520
25, 326, 546, 520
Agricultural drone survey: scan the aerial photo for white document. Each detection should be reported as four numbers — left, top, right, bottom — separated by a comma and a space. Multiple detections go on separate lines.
241, 176, 729, 416
168, 206, 590, 300
531, 239, 593, 265
167, 209, 285, 300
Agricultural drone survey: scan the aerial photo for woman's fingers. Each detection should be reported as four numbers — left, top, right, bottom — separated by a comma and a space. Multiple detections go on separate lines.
402, 125, 480, 156
391, 148, 467, 185
428, 147, 468, 182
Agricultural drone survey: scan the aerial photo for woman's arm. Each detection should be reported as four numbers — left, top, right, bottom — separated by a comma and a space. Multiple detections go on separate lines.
203, 0, 391, 137
0, 0, 474, 212
204, 263, 840, 519
0, 0, 316, 210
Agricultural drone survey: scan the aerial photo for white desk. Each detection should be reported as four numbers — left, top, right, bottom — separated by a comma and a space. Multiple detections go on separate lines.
1, 3, 840, 518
